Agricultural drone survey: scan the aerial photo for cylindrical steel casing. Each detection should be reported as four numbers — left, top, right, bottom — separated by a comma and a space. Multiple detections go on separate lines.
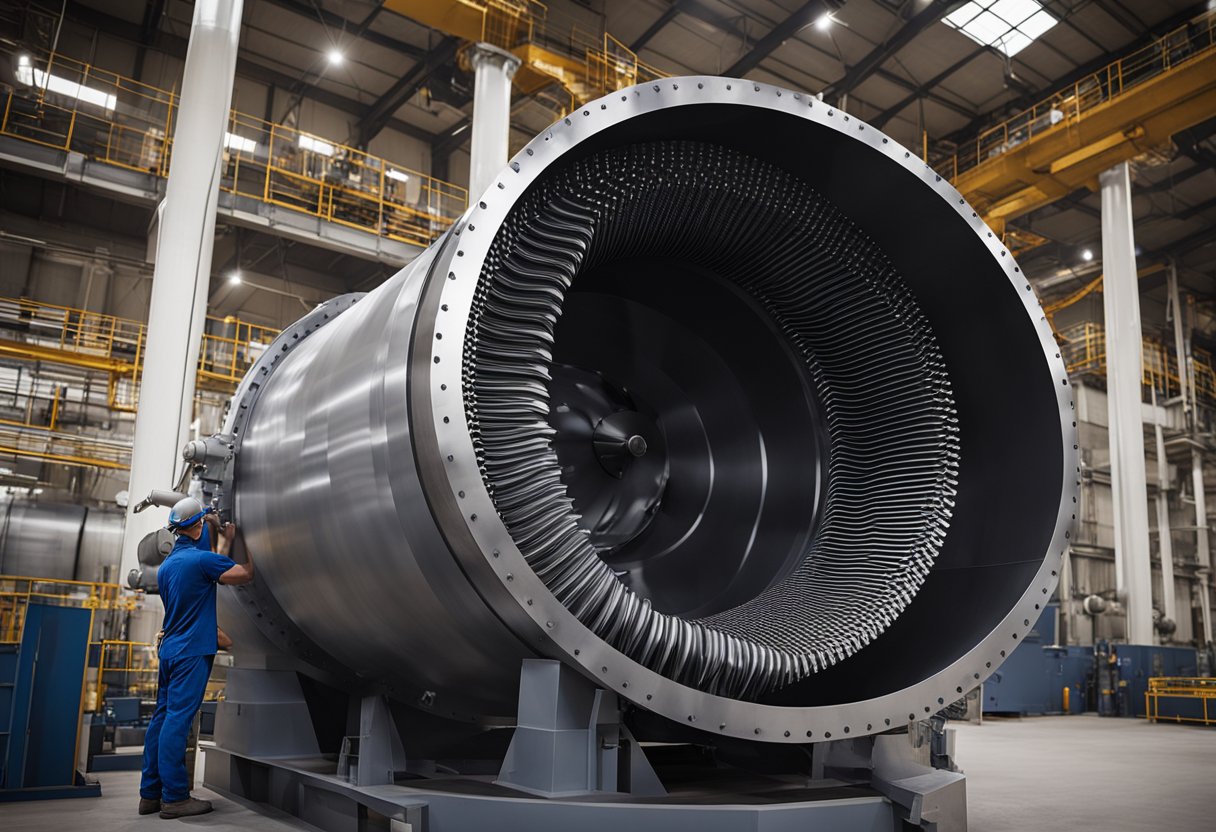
226, 77, 1078, 742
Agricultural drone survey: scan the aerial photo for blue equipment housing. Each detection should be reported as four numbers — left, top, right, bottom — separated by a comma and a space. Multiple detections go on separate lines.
0, 602, 100, 800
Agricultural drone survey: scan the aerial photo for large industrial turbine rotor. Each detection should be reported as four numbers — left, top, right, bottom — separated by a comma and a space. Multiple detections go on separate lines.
222, 77, 1077, 744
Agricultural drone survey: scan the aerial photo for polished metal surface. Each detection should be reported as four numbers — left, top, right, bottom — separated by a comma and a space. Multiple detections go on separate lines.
77, 508, 125, 583
0, 498, 86, 580
224, 76, 1078, 742
0, 499, 125, 582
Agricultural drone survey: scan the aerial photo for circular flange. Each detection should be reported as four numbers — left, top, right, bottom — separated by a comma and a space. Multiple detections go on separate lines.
412, 77, 1078, 743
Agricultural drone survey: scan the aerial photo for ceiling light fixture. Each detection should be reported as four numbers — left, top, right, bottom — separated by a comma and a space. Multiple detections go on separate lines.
327, 48, 344, 66
1081, 249, 1094, 262
228, 270, 243, 285
815, 13, 833, 31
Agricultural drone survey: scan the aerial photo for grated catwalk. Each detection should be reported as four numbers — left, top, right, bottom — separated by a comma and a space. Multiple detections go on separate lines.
464, 141, 960, 699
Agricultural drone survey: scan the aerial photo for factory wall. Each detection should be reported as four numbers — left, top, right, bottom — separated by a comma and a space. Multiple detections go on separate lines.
1070, 382, 1213, 647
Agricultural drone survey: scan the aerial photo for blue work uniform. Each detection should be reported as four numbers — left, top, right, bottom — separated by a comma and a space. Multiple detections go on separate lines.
139, 533, 235, 804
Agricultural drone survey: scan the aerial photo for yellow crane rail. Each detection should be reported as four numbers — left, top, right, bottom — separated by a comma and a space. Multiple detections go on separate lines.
939, 11, 1216, 236
0, 49, 468, 248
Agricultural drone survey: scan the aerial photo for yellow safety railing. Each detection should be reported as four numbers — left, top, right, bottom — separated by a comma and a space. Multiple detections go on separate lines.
0, 297, 277, 470
197, 315, 277, 391
1145, 677, 1216, 726
0, 296, 280, 403
0, 423, 132, 471
1058, 321, 1216, 405
224, 111, 466, 249
482, 0, 539, 47
933, 11, 1216, 183
0, 49, 468, 248
0, 574, 132, 644
92, 639, 158, 707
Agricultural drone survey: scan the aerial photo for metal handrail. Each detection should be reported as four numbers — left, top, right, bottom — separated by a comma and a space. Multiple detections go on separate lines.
934, 10, 1216, 183
0, 295, 280, 395
0, 574, 130, 644
1145, 676, 1216, 726
1058, 321, 1216, 405
0, 48, 468, 248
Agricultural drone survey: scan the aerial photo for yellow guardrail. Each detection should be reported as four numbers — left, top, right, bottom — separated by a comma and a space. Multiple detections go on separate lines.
0, 295, 279, 404
0, 574, 132, 644
933, 11, 1216, 184
0, 296, 279, 471
1145, 677, 1216, 726
1, 48, 467, 248
1058, 321, 1216, 405
93, 639, 159, 706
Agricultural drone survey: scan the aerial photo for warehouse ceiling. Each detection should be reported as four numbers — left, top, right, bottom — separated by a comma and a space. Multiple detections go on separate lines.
25, 0, 1216, 308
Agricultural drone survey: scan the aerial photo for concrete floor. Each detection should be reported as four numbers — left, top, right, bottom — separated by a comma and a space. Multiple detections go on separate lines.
955, 714, 1215, 832
0, 766, 308, 832
0, 716, 1210, 831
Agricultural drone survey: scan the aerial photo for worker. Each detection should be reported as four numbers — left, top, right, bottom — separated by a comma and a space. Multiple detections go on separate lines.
138, 496, 254, 819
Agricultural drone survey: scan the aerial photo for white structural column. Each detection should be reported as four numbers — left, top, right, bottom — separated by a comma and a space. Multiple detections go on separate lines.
467, 43, 521, 201
1192, 450, 1214, 643
1100, 161, 1154, 644
1151, 390, 1176, 627
120, 0, 244, 578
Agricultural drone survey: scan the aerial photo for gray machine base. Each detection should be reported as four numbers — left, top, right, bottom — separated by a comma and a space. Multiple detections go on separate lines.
206, 746, 906, 832
206, 660, 965, 831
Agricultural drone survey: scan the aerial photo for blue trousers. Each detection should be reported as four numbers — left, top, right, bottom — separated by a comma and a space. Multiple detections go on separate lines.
140, 653, 214, 802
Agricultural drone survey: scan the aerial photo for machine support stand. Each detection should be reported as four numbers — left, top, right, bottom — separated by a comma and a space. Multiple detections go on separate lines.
871, 732, 967, 831
338, 694, 409, 787
496, 659, 664, 798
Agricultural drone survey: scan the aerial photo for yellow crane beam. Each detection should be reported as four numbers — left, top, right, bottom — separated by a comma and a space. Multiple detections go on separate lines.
384, 1, 565, 96
384, 1, 660, 111
950, 17, 1216, 235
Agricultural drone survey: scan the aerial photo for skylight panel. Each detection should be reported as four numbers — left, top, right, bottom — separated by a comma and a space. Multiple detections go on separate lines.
989, 0, 1041, 26
944, 2, 984, 28
1019, 10, 1058, 40
942, 0, 1058, 57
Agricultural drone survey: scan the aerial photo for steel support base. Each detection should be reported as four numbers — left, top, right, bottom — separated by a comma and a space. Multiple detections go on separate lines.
205, 746, 918, 832
205, 662, 966, 831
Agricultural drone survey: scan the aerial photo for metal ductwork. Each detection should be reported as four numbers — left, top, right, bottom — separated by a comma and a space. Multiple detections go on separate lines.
215, 77, 1076, 744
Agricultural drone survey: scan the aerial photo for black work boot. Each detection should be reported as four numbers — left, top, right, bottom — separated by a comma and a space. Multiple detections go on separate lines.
158, 796, 213, 818
138, 798, 161, 815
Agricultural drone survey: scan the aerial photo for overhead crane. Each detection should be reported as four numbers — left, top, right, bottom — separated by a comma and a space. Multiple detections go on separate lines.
943, 12, 1216, 245
384, 1, 662, 113
396, 4, 1214, 262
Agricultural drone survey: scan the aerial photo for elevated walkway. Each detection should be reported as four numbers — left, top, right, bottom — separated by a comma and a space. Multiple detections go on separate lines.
0, 49, 469, 267
0, 296, 279, 471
